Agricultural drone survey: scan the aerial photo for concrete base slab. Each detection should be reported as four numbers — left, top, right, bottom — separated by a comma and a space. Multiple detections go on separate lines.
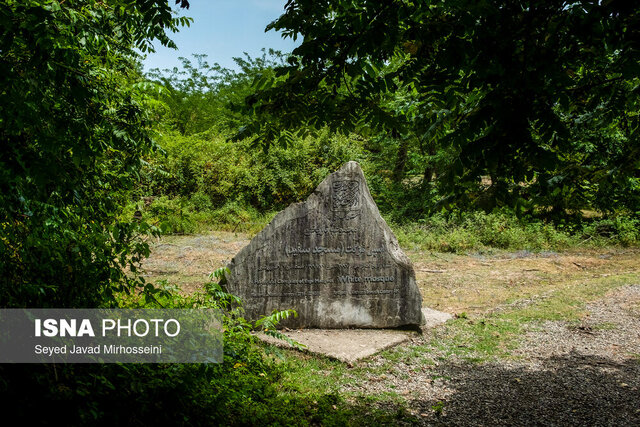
257, 307, 452, 364
258, 329, 413, 365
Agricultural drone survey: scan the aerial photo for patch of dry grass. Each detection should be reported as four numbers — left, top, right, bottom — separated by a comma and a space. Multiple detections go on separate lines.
139, 231, 250, 294
410, 249, 640, 315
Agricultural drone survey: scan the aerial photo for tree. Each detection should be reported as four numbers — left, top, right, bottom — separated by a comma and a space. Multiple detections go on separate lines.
244, 0, 640, 215
0, 0, 190, 307
146, 49, 287, 136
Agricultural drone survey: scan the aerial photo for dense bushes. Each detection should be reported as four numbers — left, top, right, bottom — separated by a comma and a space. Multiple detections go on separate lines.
145, 129, 364, 210
394, 210, 640, 253
0, 279, 404, 426
121, 129, 365, 233
138, 48, 640, 244
0, 0, 192, 308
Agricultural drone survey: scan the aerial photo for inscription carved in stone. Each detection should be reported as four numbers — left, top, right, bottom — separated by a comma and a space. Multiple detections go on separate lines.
226, 161, 424, 328
332, 180, 360, 220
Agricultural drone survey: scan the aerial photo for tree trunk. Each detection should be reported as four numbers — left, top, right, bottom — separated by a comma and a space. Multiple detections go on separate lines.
392, 132, 408, 184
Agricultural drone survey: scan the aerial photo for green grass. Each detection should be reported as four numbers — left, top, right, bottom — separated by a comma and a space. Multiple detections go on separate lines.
504, 273, 638, 323
258, 347, 419, 424
590, 322, 618, 331
121, 197, 278, 236
423, 274, 637, 363
428, 316, 522, 362
268, 273, 639, 405
390, 211, 640, 253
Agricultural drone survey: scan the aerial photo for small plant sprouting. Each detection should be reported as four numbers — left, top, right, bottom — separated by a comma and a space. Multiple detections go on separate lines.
255, 309, 306, 350
208, 266, 305, 349
431, 401, 445, 416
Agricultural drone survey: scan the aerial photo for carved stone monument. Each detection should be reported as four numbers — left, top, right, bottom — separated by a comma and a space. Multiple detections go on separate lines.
226, 161, 423, 328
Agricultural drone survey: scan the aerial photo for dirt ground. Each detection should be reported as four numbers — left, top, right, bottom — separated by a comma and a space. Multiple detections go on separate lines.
411, 248, 640, 314
140, 231, 640, 425
140, 231, 640, 315
139, 231, 249, 293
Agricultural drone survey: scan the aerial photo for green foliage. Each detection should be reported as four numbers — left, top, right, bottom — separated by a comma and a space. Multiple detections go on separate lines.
0, 0, 191, 307
432, 316, 522, 361
2, 2, 637, 422
255, 309, 305, 349
136, 42, 640, 239
0, 270, 314, 425
0, 271, 412, 425
581, 216, 640, 246
393, 210, 639, 253
147, 196, 198, 234
0, 336, 286, 425
130, 128, 364, 233
243, 0, 640, 216
145, 50, 286, 136
432, 401, 446, 416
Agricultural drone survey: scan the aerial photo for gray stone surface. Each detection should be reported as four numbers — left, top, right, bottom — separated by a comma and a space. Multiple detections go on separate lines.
226, 161, 424, 328
421, 307, 453, 329
257, 329, 414, 365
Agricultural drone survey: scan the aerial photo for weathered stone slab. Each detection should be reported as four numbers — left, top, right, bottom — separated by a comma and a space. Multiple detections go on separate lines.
257, 329, 414, 365
226, 161, 423, 328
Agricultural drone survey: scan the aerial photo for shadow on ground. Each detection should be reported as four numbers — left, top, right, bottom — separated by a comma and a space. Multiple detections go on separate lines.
404, 352, 640, 426
3, 352, 638, 425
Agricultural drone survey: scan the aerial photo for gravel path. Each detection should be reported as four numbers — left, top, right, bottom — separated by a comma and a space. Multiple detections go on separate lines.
344, 285, 640, 426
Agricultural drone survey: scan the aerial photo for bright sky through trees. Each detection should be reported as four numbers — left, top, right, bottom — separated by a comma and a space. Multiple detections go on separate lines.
141, 0, 299, 72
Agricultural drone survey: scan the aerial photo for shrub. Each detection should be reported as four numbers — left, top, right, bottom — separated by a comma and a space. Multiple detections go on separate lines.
393, 210, 639, 253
